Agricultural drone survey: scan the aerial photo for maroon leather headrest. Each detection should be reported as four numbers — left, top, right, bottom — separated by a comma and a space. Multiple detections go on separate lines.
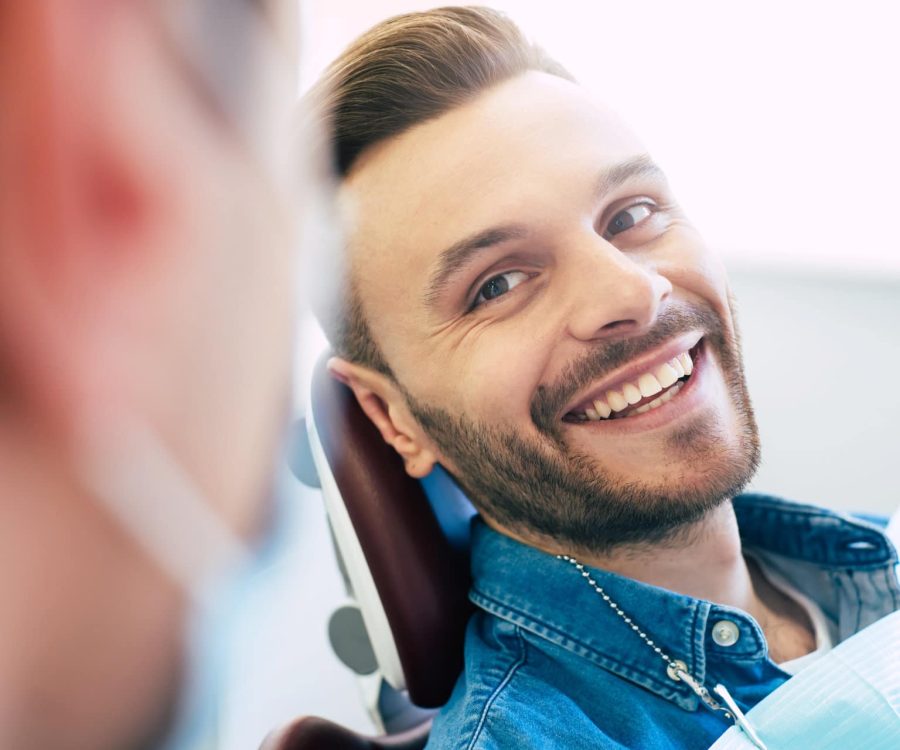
310, 353, 473, 707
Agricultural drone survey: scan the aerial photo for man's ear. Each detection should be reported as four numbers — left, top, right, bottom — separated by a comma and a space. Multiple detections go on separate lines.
327, 357, 438, 479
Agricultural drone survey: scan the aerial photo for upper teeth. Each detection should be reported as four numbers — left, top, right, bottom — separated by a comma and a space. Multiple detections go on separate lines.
575, 351, 693, 421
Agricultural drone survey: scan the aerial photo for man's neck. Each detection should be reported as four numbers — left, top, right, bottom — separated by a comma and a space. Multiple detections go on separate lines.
579, 503, 755, 610
492, 502, 817, 662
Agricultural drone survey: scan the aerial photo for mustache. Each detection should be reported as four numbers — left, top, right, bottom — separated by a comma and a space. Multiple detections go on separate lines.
530, 304, 726, 435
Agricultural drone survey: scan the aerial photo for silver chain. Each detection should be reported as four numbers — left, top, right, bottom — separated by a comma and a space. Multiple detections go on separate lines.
557, 554, 680, 669
557, 553, 770, 750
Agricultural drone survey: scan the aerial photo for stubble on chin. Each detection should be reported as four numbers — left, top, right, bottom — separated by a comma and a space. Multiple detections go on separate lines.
400, 302, 760, 556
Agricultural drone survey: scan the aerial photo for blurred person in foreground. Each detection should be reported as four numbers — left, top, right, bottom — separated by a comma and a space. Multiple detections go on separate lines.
0, 1, 317, 748
309, 7, 900, 749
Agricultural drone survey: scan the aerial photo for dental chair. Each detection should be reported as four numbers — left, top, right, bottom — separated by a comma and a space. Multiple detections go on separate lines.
261, 353, 477, 750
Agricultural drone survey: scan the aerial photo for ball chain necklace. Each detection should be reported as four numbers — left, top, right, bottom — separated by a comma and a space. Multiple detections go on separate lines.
558, 554, 768, 750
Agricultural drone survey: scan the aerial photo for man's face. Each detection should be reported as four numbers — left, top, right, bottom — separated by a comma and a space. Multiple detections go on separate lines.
342, 72, 759, 553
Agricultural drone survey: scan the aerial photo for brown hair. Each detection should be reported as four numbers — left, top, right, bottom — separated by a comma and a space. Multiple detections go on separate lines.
307, 6, 572, 376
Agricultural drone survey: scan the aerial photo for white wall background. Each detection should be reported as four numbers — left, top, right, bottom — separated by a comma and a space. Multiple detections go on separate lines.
222, 2, 900, 747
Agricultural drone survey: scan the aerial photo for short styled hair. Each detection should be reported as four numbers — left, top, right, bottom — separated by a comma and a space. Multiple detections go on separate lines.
308, 6, 572, 376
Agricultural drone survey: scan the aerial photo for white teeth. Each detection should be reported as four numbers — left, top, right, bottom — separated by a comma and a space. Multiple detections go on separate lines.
591, 379, 685, 421
569, 348, 695, 423
659, 382, 682, 403
655, 362, 679, 388
594, 399, 612, 418
622, 383, 642, 405
606, 390, 628, 412
637, 373, 662, 398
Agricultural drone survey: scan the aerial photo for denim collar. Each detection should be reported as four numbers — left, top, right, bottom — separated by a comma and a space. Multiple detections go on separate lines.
468, 493, 899, 713
732, 494, 895, 568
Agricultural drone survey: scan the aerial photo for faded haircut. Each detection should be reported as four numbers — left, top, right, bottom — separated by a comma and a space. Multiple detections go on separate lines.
306, 6, 572, 377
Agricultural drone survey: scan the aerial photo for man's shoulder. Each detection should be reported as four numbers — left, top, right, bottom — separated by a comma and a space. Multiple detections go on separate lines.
425, 618, 621, 750
425, 663, 621, 750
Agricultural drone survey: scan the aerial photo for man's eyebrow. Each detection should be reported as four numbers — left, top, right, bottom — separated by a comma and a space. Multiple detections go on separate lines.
423, 154, 665, 309
424, 224, 530, 308
593, 154, 666, 201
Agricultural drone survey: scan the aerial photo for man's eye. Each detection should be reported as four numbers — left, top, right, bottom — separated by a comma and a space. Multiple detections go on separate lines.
472, 271, 529, 308
605, 203, 654, 237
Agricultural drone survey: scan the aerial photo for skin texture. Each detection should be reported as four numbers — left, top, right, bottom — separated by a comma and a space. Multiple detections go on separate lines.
331, 71, 814, 661
0, 2, 297, 748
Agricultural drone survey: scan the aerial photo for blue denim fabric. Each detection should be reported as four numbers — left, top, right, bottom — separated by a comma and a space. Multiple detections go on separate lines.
426, 494, 900, 750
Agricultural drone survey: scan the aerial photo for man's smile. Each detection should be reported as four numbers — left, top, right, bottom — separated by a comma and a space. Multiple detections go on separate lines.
561, 333, 704, 425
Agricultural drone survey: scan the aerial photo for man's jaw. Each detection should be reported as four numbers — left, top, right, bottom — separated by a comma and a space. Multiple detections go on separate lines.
560, 332, 704, 426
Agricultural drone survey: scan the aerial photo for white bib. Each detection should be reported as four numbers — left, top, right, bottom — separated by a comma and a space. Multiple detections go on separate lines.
709, 608, 900, 749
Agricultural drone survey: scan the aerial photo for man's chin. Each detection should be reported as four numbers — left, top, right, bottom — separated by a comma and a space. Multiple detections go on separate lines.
513, 422, 757, 554
405, 375, 759, 555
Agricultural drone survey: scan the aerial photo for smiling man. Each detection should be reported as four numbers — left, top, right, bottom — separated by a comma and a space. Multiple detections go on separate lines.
310, 7, 900, 749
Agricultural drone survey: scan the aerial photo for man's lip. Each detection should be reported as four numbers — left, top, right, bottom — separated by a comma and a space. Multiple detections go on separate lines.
565, 342, 708, 433
559, 331, 704, 419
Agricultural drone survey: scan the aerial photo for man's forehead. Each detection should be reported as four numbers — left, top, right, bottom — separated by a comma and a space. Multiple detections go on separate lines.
339, 72, 645, 306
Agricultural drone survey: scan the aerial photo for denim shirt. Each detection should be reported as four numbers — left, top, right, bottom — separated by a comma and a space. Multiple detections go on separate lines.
426, 494, 900, 750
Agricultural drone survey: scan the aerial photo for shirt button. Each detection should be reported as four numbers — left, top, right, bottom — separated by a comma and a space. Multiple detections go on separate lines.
711, 620, 741, 647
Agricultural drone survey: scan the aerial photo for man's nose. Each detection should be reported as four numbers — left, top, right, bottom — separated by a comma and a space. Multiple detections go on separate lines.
562, 235, 672, 342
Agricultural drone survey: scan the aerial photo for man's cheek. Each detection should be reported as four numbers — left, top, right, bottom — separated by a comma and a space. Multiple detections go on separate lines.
666, 262, 731, 324
465, 367, 530, 423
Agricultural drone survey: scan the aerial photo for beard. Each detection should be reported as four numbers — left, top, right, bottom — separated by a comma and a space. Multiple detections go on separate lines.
401, 300, 760, 556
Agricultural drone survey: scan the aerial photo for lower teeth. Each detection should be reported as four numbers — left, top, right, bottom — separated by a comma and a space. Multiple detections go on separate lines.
574, 378, 687, 422
631, 381, 683, 415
